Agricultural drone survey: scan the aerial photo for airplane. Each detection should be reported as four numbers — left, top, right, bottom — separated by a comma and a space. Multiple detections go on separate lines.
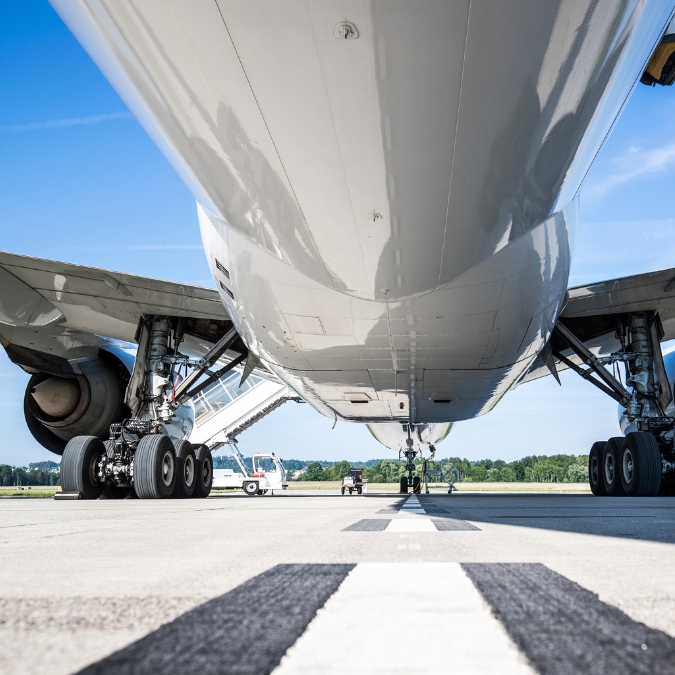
3, 0, 675, 499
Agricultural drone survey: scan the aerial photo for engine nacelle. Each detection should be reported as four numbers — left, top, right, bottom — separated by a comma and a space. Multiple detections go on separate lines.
366, 422, 453, 452
24, 355, 129, 455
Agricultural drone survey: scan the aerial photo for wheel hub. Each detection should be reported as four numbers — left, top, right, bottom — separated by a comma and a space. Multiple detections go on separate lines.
605, 453, 615, 485
590, 456, 599, 484
161, 451, 174, 487
184, 456, 195, 486
623, 449, 634, 484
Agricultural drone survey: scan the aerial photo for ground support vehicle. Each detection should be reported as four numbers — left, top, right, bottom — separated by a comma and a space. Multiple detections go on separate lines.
423, 459, 459, 494
341, 468, 367, 495
211, 442, 288, 496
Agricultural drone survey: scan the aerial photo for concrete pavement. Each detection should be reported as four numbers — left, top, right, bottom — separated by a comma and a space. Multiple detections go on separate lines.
1, 490, 675, 674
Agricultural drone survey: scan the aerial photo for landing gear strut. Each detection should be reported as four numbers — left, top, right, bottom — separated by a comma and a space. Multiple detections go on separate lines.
61, 316, 243, 499
398, 425, 424, 494
550, 312, 674, 497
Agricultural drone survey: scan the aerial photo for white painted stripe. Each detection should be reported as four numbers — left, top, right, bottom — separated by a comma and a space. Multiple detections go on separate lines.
272, 563, 534, 675
385, 519, 436, 532
400, 509, 426, 514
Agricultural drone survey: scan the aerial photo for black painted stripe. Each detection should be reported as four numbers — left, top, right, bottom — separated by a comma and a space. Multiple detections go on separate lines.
343, 519, 391, 531
432, 518, 479, 531
461, 563, 675, 675
75, 564, 354, 675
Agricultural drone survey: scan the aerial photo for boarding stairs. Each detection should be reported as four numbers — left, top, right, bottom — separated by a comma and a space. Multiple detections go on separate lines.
188, 366, 300, 449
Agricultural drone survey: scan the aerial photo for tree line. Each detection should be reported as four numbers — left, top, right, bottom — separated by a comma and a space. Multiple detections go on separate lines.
0, 454, 589, 487
290, 454, 588, 483
0, 461, 60, 487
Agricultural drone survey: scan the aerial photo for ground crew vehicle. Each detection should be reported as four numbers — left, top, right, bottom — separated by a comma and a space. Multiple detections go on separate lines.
211, 443, 287, 496
341, 468, 366, 495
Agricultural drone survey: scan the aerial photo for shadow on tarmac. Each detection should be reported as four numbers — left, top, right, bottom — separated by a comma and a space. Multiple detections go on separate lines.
419, 493, 675, 545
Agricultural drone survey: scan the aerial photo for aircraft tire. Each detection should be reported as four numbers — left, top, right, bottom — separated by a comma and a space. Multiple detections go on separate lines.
61, 436, 105, 500
588, 441, 607, 496
620, 432, 661, 497
412, 476, 421, 494
172, 440, 196, 499
602, 437, 625, 496
399, 476, 408, 494
192, 444, 213, 499
134, 435, 177, 499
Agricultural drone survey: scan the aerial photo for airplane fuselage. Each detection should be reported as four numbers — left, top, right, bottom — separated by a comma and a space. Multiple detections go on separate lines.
50, 0, 675, 440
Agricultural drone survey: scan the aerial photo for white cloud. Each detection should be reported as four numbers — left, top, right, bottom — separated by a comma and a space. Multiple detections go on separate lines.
0, 112, 132, 133
585, 142, 675, 199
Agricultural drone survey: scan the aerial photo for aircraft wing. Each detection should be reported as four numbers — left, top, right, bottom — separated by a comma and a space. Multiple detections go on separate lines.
0, 250, 230, 345
518, 266, 675, 385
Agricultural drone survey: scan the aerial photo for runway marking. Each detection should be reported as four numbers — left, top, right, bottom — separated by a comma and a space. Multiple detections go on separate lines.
385, 519, 436, 532
432, 518, 480, 531
343, 519, 391, 531
272, 563, 534, 674
462, 563, 675, 675
73, 564, 353, 675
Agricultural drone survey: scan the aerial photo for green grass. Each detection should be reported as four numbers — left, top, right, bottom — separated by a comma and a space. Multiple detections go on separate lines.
0, 486, 60, 498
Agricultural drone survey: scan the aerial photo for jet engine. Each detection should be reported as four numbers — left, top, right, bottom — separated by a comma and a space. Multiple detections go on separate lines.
24, 353, 130, 455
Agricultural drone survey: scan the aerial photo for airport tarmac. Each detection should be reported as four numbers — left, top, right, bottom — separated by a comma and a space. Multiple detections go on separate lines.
1, 490, 675, 675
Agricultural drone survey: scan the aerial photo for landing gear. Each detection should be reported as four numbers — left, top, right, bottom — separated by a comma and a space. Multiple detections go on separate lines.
192, 444, 213, 499
61, 436, 105, 500
134, 435, 176, 499
549, 313, 675, 497
101, 440, 131, 499
588, 442, 607, 497
59, 316, 244, 500
603, 437, 625, 497
620, 432, 661, 497
172, 440, 196, 499
399, 476, 408, 494
102, 483, 131, 499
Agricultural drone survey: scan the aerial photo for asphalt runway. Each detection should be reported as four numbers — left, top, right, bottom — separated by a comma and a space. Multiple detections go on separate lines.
1, 490, 675, 674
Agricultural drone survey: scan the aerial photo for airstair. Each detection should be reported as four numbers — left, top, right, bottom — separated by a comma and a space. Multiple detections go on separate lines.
188, 367, 300, 449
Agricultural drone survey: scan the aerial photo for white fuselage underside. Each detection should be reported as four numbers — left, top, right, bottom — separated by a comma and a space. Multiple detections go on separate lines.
50, 0, 675, 433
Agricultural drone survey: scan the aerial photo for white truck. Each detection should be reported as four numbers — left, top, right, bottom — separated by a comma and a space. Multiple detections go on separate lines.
212, 443, 288, 496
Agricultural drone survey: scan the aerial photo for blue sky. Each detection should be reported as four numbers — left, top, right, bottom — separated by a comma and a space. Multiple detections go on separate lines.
2, 1, 675, 466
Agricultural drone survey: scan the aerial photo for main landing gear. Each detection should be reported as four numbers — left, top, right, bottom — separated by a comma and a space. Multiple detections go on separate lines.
588, 433, 662, 497
549, 313, 675, 497
60, 316, 237, 500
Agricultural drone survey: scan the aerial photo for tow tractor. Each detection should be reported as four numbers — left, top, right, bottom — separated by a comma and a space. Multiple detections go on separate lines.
212, 442, 288, 496
341, 468, 367, 495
